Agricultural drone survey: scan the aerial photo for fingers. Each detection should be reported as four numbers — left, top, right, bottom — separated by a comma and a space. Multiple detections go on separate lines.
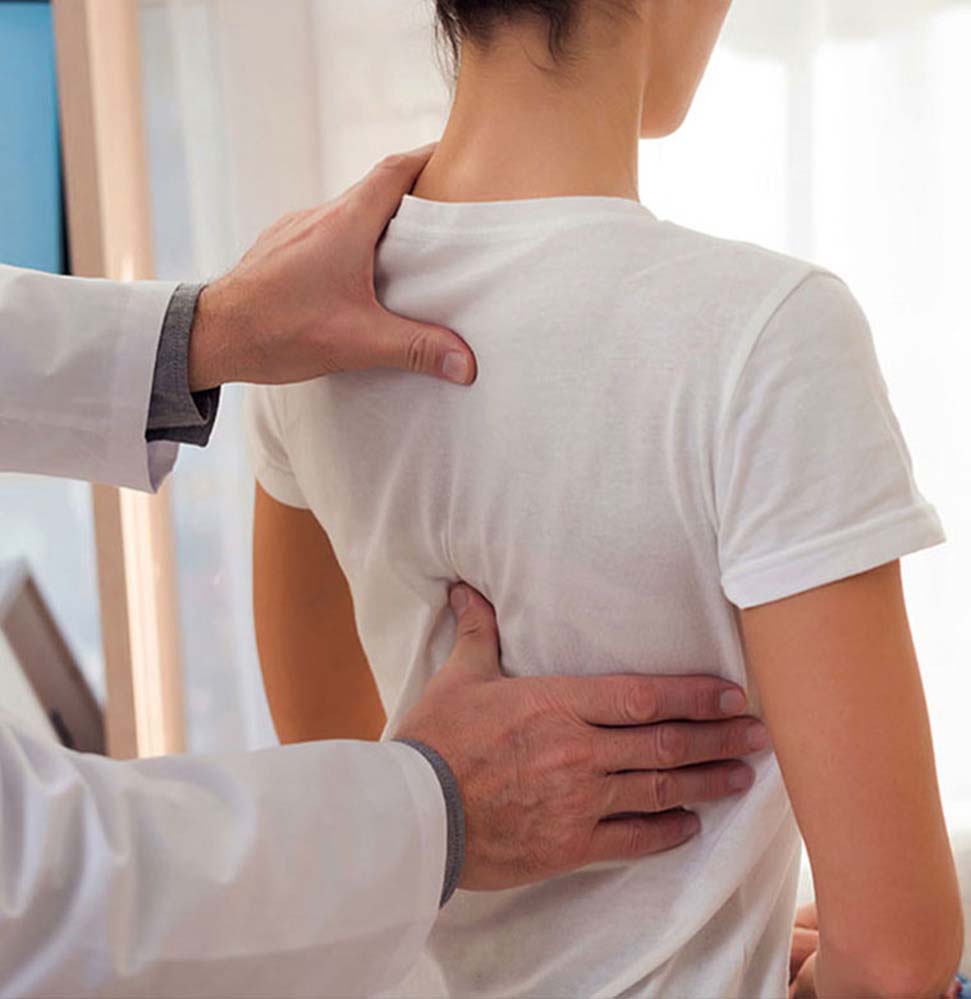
602, 761, 754, 815
592, 717, 769, 772
316, 144, 479, 387
437, 584, 502, 682
346, 144, 437, 234
555, 674, 749, 726
585, 810, 699, 864
789, 952, 818, 999
789, 927, 818, 980
366, 311, 477, 384
793, 902, 818, 930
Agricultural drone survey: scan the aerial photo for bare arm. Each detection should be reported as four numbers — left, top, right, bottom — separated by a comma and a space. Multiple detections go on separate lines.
740, 561, 962, 998
253, 482, 386, 743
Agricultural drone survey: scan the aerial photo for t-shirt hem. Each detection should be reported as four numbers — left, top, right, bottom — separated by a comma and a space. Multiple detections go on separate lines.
722, 502, 946, 608
253, 460, 311, 510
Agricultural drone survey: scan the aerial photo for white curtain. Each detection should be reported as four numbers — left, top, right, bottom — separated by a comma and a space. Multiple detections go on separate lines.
139, 0, 971, 824
139, 0, 450, 751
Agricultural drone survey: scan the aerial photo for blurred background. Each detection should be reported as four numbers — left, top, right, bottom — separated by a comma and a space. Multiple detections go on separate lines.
2, 0, 969, 828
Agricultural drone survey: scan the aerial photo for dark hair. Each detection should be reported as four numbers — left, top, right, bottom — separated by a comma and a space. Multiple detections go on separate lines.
435, 1, 587, 65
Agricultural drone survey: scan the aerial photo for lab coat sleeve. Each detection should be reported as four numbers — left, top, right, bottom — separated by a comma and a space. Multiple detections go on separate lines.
0, 265, 180, 491
0, 716, 447, 998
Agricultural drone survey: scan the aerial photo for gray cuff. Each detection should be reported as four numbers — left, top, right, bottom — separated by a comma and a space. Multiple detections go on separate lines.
395, 738, 466, 907
146, 283, 220, 447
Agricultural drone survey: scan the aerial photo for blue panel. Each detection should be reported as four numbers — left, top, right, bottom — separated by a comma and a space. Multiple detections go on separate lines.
0, 2, 63, 273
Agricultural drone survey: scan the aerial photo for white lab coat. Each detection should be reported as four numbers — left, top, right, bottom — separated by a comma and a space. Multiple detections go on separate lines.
0, 264, 446, 996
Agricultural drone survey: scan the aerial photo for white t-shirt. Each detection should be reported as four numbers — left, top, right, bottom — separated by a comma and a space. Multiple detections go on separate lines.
246, 195, 944, 998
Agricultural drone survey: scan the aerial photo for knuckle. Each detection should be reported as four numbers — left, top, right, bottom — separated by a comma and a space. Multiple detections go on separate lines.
656, 724, 686, 767
288, 208, 312, 231
324, 199, 350, 227
406, 329, 435, 373
650, 772, 674, 812
458, 613, 491, 644
562, 784, 595, 825
458, 613, 482, 638
553, 733, 595, 773
623, 820, 653, 857
623, 681, 657, 724
378, 152, 407, 172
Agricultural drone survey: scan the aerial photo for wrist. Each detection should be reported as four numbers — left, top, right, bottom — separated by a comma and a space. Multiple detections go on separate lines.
187, 282, 232, 392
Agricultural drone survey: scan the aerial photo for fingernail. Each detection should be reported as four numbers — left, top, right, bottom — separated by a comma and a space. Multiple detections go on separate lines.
681, 813, 700, 837
450, 585, 469, 616
747, 723, 770, 752
442, 351, 470, 384
729, 765, 754, 791
720, 689, 746, 715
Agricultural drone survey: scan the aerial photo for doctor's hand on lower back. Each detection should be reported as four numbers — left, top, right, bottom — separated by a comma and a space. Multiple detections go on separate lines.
185, 144, 475, 392
395, 584, 769, 892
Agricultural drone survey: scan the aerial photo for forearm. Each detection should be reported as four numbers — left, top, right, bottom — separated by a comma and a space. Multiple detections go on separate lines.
742, 563, 963, 997
0, 266, 178, 489
0, 719, 445, 997
810, 814, 962, 998
814, 939, 961, 999
809, 678, 962, 997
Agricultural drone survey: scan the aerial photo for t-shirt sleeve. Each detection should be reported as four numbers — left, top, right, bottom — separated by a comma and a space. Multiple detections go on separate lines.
244, 386, 311, 510
715, 271, 945, 608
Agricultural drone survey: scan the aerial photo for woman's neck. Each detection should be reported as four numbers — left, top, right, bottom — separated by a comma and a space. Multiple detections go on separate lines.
414, 25, 647, 203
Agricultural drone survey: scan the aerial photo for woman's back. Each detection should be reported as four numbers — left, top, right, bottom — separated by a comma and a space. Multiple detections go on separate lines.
247, 194, 944, 996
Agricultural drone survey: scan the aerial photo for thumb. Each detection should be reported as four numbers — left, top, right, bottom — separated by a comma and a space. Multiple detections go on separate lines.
369, 310, 477, 385
438, 584, 502, 683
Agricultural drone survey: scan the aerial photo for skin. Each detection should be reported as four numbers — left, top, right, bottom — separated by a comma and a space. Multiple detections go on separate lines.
253, 483, 771, 890
742, 564, 963, 997
413, 0, 732, 203
253, 484, 386, 742
186, 146, 476, 392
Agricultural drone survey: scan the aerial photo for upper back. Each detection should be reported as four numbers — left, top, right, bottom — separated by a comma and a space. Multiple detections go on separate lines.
246, 194, 936, 996
254, 195, 816, 708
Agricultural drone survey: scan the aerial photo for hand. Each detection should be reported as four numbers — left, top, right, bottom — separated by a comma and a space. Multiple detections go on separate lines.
395, 584, 769, 892
790, 952, 818, 999
187, 144, 475, 391
790, 902, 819, 999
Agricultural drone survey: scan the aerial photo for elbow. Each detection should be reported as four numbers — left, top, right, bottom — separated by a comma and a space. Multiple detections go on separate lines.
866, 962, 961, 999
820, 902, 964, 999
833, 911, 965, 999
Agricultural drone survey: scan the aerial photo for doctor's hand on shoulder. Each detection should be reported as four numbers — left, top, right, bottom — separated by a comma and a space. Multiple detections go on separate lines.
186, 144, 476, 393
